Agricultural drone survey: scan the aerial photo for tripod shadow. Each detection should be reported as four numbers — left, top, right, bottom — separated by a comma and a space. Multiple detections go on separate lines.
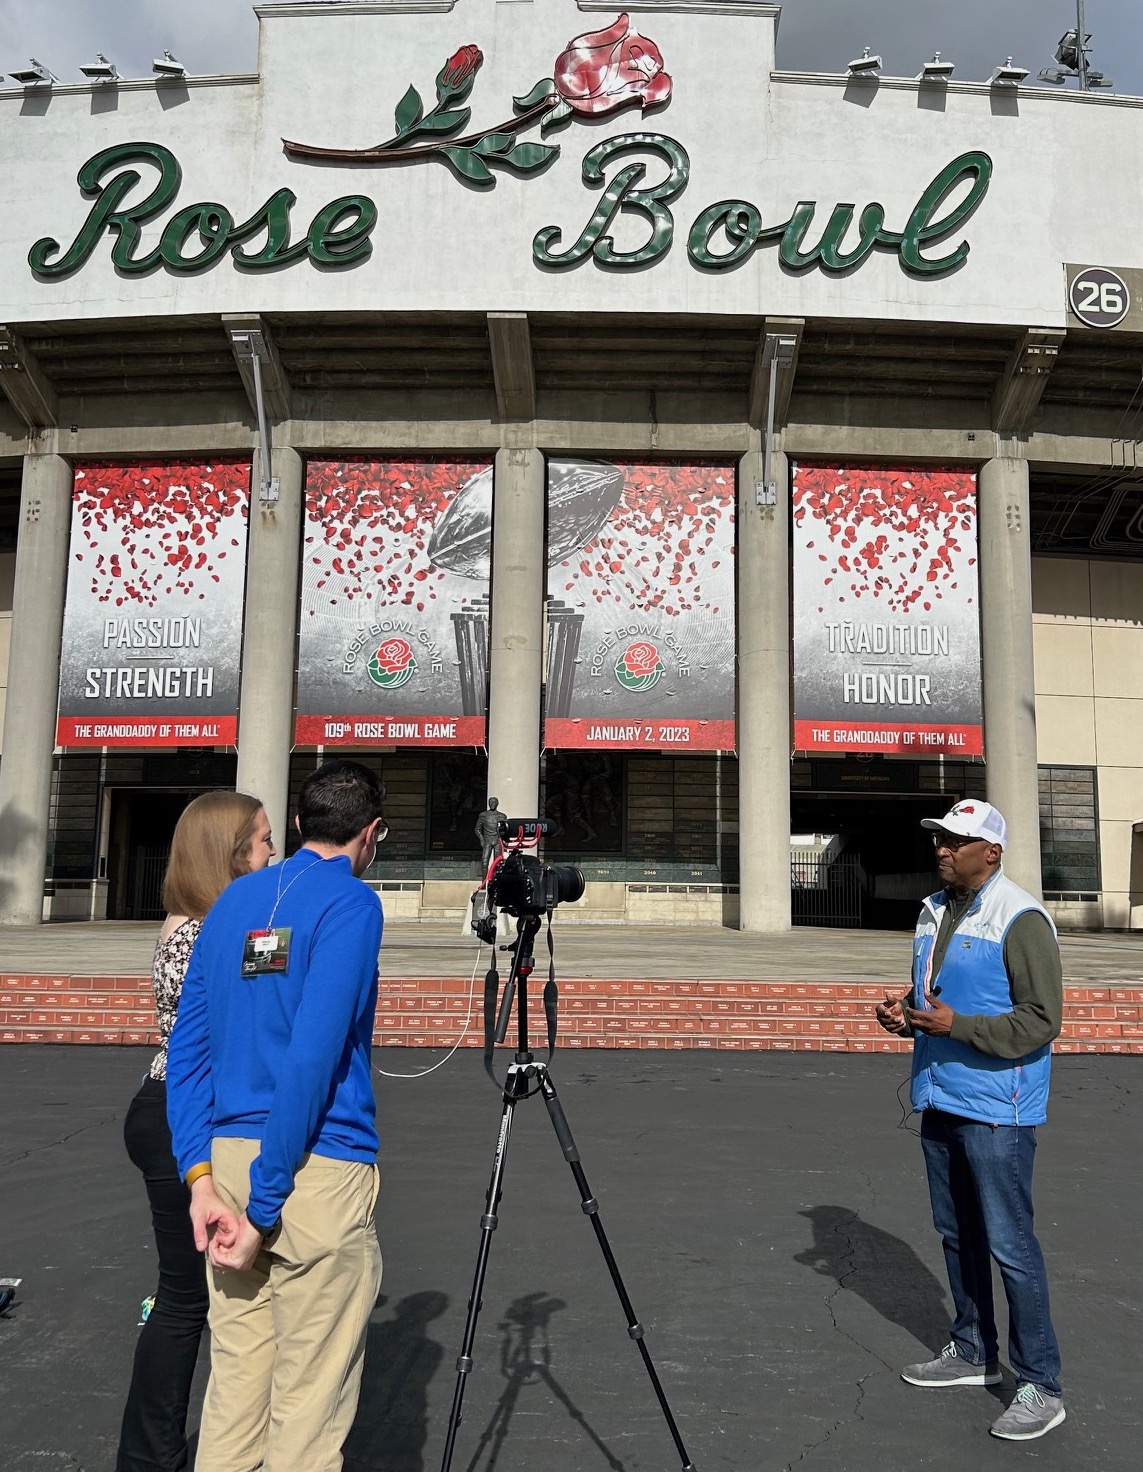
795, 1206, 950, 1351
462, 1292, 627, 1472
344, 1291, 448, 1472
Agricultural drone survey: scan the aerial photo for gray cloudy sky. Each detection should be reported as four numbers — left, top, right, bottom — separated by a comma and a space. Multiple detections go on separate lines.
0, 1, 1139, 94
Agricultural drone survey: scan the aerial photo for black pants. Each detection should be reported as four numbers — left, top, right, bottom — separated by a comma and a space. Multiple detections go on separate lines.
116, 1076, 209, 1472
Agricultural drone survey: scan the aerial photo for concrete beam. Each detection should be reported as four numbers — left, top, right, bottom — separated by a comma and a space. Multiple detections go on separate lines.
487, 312, 536, 421
748, 318, 803, 429
223, 314, 292, 423
0, 327, 58, 432
991, 328, 1065, 436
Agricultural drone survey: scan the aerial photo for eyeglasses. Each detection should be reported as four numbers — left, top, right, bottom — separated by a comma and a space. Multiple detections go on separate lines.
931, 832, 984, 852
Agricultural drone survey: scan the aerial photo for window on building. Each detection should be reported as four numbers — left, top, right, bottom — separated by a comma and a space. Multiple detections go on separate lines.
1039, 766, 1100, 899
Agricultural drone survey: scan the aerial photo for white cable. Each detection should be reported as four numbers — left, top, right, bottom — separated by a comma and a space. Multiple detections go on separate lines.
374, 939, 486, 1080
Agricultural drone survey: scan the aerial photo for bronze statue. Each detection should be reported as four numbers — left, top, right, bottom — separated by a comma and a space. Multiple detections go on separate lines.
474, 796, 501, 876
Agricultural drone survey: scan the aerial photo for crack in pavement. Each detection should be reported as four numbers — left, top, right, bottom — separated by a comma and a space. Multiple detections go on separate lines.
1, 1116, 119, 1169
783, 1208, 899, 1470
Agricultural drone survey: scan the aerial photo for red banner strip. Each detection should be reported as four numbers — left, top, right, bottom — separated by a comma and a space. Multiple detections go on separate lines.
544, 717, 735, 751
294, 714, 486, 746
794, 720, 983, 755
56, 716, 238, 748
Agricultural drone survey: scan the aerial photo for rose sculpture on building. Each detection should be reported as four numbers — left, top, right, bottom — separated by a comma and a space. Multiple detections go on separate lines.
283, 13, 671, 185
615, 641, 665, 692
368, 636, 417, 689
553, 14, 671, 116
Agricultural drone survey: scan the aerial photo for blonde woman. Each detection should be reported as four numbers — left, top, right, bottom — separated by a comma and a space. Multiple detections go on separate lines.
116, 791, 275, 1472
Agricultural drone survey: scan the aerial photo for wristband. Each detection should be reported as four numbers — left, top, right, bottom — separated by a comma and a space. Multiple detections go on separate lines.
185, 1162, 213, 1186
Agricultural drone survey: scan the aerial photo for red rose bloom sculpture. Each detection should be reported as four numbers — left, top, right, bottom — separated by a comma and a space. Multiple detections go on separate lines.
554, 12, 672, 117
437, 45, 483, 96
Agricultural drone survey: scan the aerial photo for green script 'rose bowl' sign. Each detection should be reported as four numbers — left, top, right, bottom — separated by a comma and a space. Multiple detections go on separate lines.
28, 12, 993, 282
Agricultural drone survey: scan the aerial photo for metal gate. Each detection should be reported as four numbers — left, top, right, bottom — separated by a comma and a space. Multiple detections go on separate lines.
790, 849, 865, 928
126, 845, 169, 921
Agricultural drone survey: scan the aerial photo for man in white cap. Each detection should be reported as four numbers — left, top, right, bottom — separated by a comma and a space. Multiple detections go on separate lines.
875, 800, 1065, 1441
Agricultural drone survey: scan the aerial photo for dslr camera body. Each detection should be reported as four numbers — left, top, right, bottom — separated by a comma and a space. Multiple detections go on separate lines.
474, 818, 584, 944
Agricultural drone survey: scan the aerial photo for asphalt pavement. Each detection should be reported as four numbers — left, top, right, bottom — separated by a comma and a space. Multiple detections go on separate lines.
1, 1042, 1139, 1471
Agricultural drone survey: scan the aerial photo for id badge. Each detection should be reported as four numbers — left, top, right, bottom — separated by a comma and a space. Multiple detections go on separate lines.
241, 927, 292, 976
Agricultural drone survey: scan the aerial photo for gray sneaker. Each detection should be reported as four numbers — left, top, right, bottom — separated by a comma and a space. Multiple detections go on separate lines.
901, 1342, 1001, 1387
990, 1384, 1066, 1440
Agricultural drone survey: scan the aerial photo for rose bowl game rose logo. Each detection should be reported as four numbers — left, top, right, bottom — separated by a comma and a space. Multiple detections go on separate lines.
614, 641, 664, 692
368, 636, 417, 689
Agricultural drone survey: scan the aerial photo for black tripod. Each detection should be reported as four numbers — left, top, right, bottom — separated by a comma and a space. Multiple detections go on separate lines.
439, 912, 696, 1472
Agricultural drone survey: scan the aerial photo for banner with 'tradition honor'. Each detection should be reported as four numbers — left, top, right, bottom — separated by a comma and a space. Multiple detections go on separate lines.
792, 463, 983, 756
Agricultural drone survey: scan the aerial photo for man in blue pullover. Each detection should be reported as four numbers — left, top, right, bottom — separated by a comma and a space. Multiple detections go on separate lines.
168, 760, 386, 1472
876, 800, 1064, 1442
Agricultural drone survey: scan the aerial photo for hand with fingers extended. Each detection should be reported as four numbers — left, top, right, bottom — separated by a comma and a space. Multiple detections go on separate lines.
906, 989, 957, 1037
876, 989, 912, 1035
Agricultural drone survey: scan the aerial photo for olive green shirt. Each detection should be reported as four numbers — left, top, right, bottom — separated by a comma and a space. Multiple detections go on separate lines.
928, 887, 1063, 1059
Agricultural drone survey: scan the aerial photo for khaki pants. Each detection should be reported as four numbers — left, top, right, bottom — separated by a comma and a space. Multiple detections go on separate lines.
198, 1137, 383, 1472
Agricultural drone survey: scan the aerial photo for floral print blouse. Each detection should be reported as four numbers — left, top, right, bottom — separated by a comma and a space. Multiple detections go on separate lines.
149, 918, 202, 1081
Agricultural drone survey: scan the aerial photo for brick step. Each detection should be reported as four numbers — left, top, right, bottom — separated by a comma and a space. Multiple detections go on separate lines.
1, 974, 1141, 1053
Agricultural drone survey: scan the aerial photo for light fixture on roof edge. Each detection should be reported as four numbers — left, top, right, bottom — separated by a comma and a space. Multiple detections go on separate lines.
79, 53, 119, 84
847, 47, 882, 79
8, 58, 57, 87
153, 50, 187, 80
989, 57, 1029, 88
919, 52, 955, 82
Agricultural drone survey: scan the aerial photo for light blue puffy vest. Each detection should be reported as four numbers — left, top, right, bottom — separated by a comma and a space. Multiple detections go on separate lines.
910, 869, 1056, 1126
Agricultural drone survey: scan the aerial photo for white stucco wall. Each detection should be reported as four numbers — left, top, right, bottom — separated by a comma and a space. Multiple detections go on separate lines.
0, 0, 1141, 329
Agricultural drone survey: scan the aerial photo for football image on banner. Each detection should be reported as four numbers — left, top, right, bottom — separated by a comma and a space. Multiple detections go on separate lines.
792, 464, 983, 756
543, 460, 736, 751
56, 461, 251, 747
295, 459, 494, 746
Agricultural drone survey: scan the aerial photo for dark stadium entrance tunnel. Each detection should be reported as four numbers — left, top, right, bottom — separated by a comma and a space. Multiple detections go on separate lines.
790, 792, 950, 930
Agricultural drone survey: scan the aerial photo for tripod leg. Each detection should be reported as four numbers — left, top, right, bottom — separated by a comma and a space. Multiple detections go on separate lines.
440, 1068, 528, 1472
537, 1072, 697, 1471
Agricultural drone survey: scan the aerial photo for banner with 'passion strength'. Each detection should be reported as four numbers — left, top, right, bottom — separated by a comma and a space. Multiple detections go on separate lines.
56, 460, 250, 747
792, 463, 983, 756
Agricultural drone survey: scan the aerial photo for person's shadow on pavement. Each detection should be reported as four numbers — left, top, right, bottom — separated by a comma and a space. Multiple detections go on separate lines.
795, 1205, 950, 1352
344, 1290, 448, 1472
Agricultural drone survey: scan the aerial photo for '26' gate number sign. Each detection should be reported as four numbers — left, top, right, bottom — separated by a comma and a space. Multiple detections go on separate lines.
1070, 266, 1131, 328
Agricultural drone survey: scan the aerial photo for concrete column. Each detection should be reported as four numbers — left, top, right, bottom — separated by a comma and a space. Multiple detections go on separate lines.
485, 445, 544, 816
236, 445, 303, 853
737, 443, 791, 931
979, 455, 1042, 897
0, 450, 72, 924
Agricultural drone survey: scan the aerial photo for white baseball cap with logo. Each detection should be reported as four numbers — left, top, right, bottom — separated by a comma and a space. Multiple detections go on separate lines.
920, 800, 1008, 849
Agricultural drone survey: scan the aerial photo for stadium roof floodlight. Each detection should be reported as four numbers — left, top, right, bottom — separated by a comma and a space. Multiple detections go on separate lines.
1038, 67, 1068, 84
8, 57, 57, 87
1086, 69, 1114, 88
79, 52, 120, 84
989, 57, 1029, 88
847, 47, 882, 79
152, 50, 187, 80
1055, 28, 1087, 72
919, 52, 955, 82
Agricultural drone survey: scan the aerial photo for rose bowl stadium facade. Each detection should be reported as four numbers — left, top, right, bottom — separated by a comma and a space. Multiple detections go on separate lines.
0, 0, 1140, 934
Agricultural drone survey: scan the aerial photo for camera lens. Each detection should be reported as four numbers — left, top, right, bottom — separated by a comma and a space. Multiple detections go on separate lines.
547, 865, 585, 905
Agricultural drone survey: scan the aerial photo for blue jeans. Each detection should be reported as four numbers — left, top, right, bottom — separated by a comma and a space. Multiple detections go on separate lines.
920, 1109, 1062, 1397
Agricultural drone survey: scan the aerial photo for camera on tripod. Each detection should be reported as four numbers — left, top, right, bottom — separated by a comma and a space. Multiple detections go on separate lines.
473, 818, 585, 944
